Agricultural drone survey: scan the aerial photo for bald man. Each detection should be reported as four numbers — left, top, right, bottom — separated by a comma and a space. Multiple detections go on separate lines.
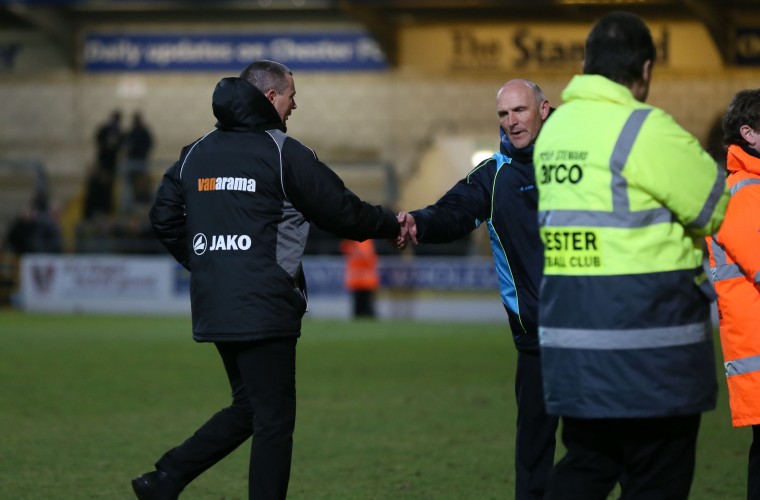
397, 79, 557, 500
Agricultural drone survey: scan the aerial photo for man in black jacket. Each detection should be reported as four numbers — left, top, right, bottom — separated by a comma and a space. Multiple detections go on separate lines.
132, 60, 399, 500
397, 79, 557, 500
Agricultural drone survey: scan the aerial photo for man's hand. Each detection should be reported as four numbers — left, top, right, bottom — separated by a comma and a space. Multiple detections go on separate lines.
396, 211, 418, 249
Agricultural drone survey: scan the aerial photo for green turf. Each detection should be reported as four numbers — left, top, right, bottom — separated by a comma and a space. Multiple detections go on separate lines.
0, 311, 747, 499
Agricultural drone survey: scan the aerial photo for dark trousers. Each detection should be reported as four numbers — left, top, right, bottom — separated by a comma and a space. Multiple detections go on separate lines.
352, 290, 376, 318
546, 414, 701, 500
750, 425, 760, 500
156, 337, 297, 500
515, 351, 559, 500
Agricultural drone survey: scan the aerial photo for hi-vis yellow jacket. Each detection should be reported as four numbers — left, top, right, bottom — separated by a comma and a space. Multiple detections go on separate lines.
533, 75, 729, 418
707, 145, 760, 427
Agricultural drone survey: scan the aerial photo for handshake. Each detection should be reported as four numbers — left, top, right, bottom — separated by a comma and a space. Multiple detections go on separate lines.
395, 211, 418, 250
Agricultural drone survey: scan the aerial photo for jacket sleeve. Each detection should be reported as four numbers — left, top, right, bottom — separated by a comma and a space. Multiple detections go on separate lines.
634, 110, 729, 236
149, 161, 190, 270
410, 161, 493, 243
281, 140, 399, 241
718, 185, 760, 287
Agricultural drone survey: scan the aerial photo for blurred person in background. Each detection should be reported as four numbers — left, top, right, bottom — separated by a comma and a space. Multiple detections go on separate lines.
397, 78, 557, 500
84, 110, 123, 218
340, 238, 379, 318
133, 59, 399, 500
533, 12, 728, 499
4, 191, 63, 255
121, 111, 154, 212
706, 88, 760, 500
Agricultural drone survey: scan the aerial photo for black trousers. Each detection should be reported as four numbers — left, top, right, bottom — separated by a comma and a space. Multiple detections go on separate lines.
352, 290, 376, 318
156, 337, 297, 500
515, 350, 560, 500
546, 414, 701, 500
750, 425, 760, 500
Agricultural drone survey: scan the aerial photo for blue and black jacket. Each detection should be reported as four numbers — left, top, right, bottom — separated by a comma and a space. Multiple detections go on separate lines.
411, 130, 543, 353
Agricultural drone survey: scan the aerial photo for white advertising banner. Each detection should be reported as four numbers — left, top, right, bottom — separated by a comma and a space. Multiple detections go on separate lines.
18, 254, 504, 321
20, 255, 190, 314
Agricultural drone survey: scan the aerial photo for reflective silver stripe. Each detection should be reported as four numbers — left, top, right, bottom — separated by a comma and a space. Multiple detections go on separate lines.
725, 353, 760, 377
266, 129, 288, 198
710, 236, 726, 266
712, 263, 745, 282
538, 207, 671, 228
690, 164, 727, 229
755, 270, 760, 285
709, 234, 750, 282
539, 322, 711, 350
731, 178, 760, 196
540, 109, 676, 230
178, 129, 215, 179
610, 109, 652, 212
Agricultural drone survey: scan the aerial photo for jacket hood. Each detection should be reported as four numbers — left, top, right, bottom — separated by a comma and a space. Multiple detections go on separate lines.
727, 144, 760, 176
212, 77, 286, 133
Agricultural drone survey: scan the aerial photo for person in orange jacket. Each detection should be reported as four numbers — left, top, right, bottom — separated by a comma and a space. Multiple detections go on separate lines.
706, 88, 760, 500
340, 239, 379, 318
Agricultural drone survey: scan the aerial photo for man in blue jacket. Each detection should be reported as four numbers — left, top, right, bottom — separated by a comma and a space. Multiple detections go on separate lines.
397, 79, 557, 500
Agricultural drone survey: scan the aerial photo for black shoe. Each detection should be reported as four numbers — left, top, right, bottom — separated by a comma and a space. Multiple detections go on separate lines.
131, 470, 183, 500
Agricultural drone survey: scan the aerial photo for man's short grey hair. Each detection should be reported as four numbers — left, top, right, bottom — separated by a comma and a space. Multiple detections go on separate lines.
239, 60, 293, 94
525, 80, 546, 105
501, 79, 546, 105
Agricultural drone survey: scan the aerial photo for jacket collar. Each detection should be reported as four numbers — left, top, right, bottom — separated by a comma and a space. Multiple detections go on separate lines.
561, 74, 644, 109
500, 128, 534, 163
727, 144, 760, 176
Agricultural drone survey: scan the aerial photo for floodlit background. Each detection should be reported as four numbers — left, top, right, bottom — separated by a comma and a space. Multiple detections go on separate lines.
0, 1, 756, 498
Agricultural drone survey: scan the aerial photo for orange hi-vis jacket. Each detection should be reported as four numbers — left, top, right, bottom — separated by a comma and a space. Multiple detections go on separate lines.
340, 239, 379, 291
707, 144, 760, 427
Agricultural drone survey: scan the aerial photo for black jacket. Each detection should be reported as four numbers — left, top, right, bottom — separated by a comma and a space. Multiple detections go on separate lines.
150, 77, 399, 341
410, 129, 543, 352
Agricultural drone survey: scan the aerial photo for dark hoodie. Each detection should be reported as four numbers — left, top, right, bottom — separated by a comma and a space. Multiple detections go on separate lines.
150, 77, 399, 341
410, 129, 544, 352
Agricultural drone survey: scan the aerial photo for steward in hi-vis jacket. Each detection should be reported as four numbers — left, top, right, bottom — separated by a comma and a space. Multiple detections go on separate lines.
534, 71, 728, 418
705, 88, 760, 500
534, 73, 728, 419
708, 145, 760, 428
532, 12, 729, 500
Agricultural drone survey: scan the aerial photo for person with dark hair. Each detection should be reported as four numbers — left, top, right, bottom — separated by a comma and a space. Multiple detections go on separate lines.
398, 79, 558, 500
706, 88, 760, 500
85, 110, 123, 217
131, 59, 399, 500
533, 12, 729, 499
4, 192, 63, 255
122, 111, 154, 210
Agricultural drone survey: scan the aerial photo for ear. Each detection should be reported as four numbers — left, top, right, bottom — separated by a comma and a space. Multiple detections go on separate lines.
642, 59, 652, 84
539, 99, 550, 121
740, 124, 758, 148
265, 89, 277, 103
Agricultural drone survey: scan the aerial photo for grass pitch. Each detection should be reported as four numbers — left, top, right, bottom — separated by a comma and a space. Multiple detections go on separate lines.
0, 312, 747, 499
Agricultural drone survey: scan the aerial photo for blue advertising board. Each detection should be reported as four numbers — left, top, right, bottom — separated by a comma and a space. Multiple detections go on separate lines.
83, 33, 388, 72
